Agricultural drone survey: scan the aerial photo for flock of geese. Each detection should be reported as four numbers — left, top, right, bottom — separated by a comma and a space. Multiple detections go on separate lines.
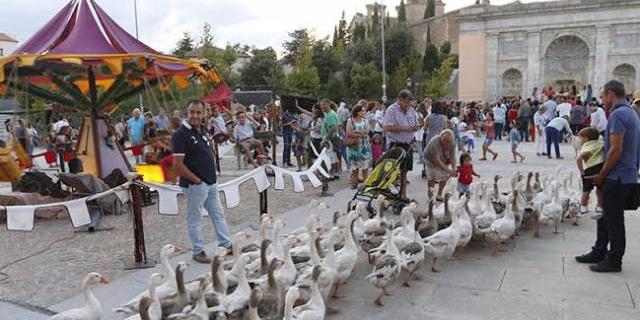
50, 167, 586, 320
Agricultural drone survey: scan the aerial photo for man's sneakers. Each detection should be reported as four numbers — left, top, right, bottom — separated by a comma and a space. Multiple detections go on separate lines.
192, 251, 212, 264
589, 257, 622, 273
591, 207, 604, 220
575, 250, 605, 264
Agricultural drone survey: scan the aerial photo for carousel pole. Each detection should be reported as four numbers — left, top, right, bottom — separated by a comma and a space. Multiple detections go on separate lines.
88, 67, 151, 269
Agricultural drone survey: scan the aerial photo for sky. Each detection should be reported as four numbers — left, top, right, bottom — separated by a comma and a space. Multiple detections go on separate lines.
1, 0, 555, 55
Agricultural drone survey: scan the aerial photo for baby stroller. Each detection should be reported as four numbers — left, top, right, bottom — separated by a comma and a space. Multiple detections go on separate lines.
347, 147, 411, 217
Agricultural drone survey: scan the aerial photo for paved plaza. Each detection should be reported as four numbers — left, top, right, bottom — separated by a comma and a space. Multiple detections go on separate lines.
2, 139, 639, 320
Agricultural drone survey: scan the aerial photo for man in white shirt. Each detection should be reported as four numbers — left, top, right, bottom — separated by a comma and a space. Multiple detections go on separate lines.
492, 99, 507, 140
543, 97, 557, 120
557, 96, 572, 118
53, 117, 69, 134
545, 115, 574, 159
588, 103, 608, 134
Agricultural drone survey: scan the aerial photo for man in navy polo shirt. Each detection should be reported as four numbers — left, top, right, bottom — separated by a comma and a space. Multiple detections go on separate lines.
173, 100, 232, 264
576, 80, 640, 272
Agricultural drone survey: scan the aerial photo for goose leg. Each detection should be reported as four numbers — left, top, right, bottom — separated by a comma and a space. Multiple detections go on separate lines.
374, 290, 385, 306
383, 285, 392, 296
431, 257, 440, 273
402, 271, 412, 287
331, 282, 345, 299
553, 224, 559, 234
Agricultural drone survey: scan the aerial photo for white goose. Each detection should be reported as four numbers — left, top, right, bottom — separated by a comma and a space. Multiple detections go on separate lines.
124, 273, 164, 320
399, 218, 425, 287
291, 266, 326, 320
221, 254, 253, 316
456, 198, 473, 253
538, 182, 563, 236
332, 211, 359, 298
423, 200, 462, 272
50, 273, 109, 320
114, 244, 181, 315
473, 190, 496, 237
365, 226, 401, 306
479, 192, 517, 255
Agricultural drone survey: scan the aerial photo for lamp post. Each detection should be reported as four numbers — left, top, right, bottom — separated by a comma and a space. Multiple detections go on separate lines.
380, 1, 387, 103
134, 0, 144, 113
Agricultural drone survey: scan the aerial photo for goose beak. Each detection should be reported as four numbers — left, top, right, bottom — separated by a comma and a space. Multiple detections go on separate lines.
174, 246, 183, 253
99, 276, 109, 284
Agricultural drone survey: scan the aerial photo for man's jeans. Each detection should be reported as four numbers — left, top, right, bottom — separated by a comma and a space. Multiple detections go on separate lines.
593, 179, 630, 263
282, 130, 292, 165
183, 183, 231, 254
518, 117, 530, 142
494, 122, 504, 140
545, 127, 561, 158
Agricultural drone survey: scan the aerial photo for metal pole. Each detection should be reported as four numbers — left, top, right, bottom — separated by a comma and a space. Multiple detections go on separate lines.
134, 0, 144, 113
380, 1, 387, 102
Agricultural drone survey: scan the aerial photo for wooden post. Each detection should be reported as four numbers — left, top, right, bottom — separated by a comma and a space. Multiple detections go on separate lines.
259, 189, 268, 215
124, 181, 155, 270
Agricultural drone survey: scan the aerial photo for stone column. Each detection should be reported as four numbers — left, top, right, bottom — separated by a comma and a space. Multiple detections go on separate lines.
486, 32, 499, 100
526, 31, 541, 98
594, 25, 611, 91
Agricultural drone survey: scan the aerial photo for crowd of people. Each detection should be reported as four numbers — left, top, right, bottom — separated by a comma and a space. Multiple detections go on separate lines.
2, 80, 638, 272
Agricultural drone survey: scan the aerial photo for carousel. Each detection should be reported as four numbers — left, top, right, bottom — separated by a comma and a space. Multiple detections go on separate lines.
0, 0, 220, 181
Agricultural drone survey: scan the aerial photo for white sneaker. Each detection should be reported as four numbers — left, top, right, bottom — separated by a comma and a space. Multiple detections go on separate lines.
591, 208, 604, 220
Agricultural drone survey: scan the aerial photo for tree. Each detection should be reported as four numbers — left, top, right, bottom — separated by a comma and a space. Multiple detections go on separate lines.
440, 41, 451, 56
425, 57, 454, 99
312, 40, 340, 84
389, 60, 409, 98
424, 0, 435, 19
352, 23, 367, 42
383, 25, 414, 75
398, 0, 407, 23
369, 3, 380, 38
282, 29, 312, 66
199, 23, 216, 63
325, 73, 348, 102
338, 11, 349, 44
240, 47, 281, 90
332, 26, 339, 47
287, 37, 320, 96
343, 38, 378, 87
172, 32, 194, 58
350, 62, 382, 99
422, 27, 440, 75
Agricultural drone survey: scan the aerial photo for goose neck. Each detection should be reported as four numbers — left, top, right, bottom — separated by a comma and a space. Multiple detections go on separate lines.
82, 280, 100, 311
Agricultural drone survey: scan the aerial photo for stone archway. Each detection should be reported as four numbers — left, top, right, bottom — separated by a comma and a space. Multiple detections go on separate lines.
502, 68, 523, 97
544, 35, 590, 91
613, 64, 637, 93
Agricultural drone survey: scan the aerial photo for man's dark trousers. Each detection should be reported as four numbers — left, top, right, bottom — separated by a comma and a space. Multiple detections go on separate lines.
593, 178, 630, 263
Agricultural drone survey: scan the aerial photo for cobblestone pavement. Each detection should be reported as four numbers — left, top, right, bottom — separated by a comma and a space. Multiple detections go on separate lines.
0, 143, 348, 307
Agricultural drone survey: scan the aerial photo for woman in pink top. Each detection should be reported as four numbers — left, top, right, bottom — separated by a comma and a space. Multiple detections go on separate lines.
480, 113, 499, 161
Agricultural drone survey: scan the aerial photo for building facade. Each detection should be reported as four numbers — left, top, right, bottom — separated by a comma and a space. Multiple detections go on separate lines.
0, 33, 18, 56
458, 0, 640, 101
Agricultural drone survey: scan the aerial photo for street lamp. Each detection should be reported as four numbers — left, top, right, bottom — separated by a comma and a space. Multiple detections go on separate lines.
380, 1, 387, 103
134, 0, 144, 112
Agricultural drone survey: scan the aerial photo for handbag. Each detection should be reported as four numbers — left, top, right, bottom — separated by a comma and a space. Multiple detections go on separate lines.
344, 119, 359, 147
625, 183, 640, 211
